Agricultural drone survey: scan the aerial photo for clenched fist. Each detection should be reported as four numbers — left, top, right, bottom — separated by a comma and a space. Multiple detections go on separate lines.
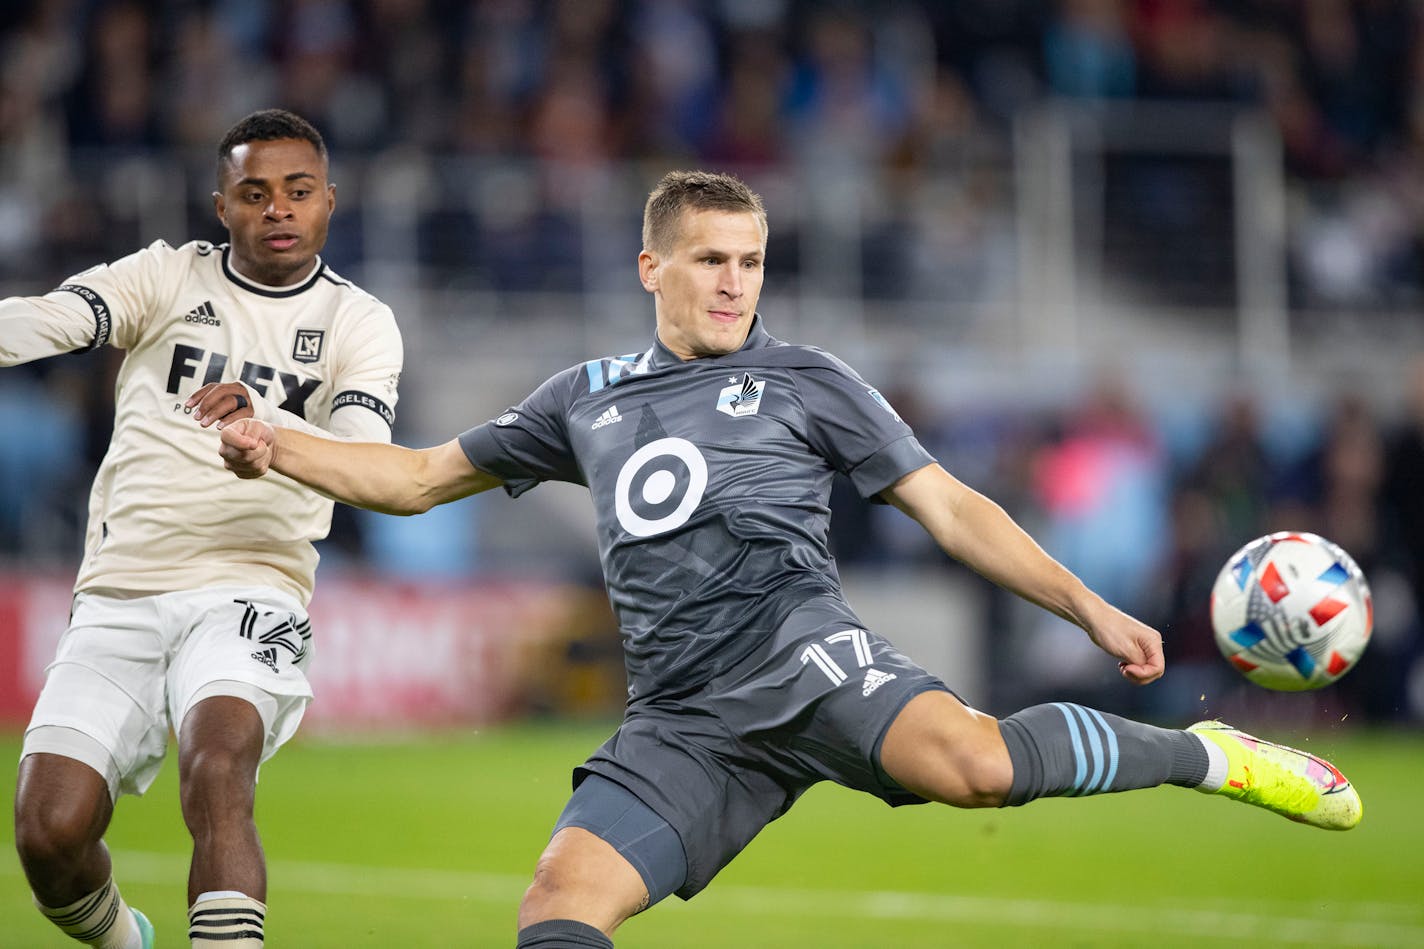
219, 418, 277, 479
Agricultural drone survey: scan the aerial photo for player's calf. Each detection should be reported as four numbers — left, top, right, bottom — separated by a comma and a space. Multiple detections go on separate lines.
997, 703, 1209, 803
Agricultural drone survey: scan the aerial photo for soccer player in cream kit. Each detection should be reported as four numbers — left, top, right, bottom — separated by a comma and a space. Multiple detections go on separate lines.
219, 171, 1361, 947
2, 110, 401, 948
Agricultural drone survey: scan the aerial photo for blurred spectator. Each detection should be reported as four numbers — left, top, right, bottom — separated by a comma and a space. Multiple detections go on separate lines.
1032, 372, 1169, 614
1043, 0, 1136, 99
1182, 390, 1274, 543
65, 2, 160, 149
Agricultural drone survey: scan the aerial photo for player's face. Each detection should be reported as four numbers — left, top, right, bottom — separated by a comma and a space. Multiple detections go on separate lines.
640, 209, 766, 360
214, 138, 334, 287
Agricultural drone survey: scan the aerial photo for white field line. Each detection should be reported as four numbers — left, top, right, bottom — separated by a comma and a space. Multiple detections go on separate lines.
4, 851, 1422, 946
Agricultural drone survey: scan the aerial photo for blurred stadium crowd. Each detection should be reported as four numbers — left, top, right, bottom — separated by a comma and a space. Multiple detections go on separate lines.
5, 0, 1424, 302
3, 0, 1424, 723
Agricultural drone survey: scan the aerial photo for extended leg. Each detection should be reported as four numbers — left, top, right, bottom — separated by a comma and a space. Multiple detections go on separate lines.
879, 693, 1360, 830
879, 691, 1208, 805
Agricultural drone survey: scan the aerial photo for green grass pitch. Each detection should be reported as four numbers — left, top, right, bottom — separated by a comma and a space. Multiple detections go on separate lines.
2, 722, 1422, 947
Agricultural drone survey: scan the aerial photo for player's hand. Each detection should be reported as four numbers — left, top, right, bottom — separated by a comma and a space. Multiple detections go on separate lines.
187, 382, 256, 430
218, 418, 277, 479
1084, 604, 1165, 685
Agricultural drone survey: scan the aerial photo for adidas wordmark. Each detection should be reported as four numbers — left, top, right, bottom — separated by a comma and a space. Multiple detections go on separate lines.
862, 667, 897, 697
592, 405, 623, 429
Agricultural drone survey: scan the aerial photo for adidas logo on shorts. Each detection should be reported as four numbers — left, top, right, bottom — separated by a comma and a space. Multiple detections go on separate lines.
251, 647, 280, 673
862, 667, 897, 697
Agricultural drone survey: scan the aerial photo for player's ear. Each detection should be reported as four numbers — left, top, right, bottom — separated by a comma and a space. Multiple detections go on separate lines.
326, 182, 336, 216
213, 191, 227, 228
638, 249, 659, 293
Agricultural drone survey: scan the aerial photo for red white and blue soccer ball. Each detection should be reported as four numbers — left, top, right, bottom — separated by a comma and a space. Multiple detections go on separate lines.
1209, 532, 1372, 691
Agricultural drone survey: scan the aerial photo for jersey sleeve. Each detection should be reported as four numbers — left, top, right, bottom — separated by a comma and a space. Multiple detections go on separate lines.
0, 240, 171, 365
247, 299, 404, 444
457, 368, 584, 497
796, 360, 935, 499
325, 301, 403, 442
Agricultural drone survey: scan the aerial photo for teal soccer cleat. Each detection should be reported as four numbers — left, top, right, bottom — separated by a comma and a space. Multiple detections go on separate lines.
131, 908, 155, 949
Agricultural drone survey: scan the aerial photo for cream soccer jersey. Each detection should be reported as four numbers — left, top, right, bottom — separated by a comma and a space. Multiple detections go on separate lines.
0, 239, 403, 605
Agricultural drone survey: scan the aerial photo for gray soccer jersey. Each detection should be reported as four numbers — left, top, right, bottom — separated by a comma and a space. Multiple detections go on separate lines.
0, 239, 403, 605
459, 317, 934, 702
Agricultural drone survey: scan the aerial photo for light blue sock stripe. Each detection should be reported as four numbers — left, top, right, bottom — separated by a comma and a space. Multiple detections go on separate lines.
1083, 707, 1120, 793
1066, 704, 1105, 795
1052, 703, 1087, 793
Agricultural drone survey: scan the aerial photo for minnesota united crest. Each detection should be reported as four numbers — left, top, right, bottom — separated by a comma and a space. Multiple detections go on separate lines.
716, 373, 767, 418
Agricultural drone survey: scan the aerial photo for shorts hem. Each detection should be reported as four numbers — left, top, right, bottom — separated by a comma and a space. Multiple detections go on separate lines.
21, 725, 122, 800
869, 680, 955, 804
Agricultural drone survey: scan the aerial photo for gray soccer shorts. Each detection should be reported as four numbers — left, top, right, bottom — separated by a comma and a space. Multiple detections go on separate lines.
573, 593, 952, 899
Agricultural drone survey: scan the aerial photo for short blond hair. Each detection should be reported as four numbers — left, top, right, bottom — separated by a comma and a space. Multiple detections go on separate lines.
642, 170, 767, 255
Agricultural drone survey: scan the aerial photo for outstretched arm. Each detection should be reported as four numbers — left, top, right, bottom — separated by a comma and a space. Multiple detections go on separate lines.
881, 462, 1164, 684
218, 418, 501, 515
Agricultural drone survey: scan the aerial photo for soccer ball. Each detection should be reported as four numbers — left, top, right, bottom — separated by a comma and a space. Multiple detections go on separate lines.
1209, 531, 1372, 691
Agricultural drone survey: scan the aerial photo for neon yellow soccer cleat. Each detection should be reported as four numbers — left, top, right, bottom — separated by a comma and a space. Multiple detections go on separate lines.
1188, 721, 1362, 830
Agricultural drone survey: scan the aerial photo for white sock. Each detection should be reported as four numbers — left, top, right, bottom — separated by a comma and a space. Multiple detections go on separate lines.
1194, 733, 1229, 792
189, 891, 266, 947
37, 878, 143, 949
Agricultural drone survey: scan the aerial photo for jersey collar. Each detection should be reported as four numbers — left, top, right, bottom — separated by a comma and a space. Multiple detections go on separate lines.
221, 245, 327, 298
643, 314, 772, 371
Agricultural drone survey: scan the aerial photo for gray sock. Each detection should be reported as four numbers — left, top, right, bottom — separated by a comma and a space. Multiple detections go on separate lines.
516, 919, 615, 949
998, 703, 1208, 806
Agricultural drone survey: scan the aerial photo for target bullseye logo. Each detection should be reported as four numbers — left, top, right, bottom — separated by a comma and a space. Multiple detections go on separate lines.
615, 437, 708, 537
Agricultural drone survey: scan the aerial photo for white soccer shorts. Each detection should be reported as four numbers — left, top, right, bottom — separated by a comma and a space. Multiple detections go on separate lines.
22, 585, 314, 799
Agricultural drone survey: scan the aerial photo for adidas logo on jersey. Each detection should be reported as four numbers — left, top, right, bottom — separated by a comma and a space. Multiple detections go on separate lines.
862, 667, 897, 697
184, 300, 221, 326
591, 405, 623, 429
251, 647, 280, 673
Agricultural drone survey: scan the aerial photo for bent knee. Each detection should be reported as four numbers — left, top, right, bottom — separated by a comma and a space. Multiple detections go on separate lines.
518, 830, 647, 931
948, 750, 1014, 807
881, 696, 1014, 807
15, 798, 103, 865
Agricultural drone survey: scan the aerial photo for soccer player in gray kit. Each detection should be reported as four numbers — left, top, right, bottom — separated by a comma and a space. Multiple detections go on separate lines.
216, 170, 1360, 948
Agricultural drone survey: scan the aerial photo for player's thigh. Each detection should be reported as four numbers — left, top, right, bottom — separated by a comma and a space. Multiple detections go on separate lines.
545, 775, 686, 914
23, 594, 171, 799
878, 689, 1012, 806
576, 713, 794, 899
750, 621, 954, 803
166, 587, 314, 768
522, 823, 651, 931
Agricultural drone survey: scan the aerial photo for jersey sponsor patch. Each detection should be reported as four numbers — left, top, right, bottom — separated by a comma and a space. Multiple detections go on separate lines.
716, 373, 766, 418
292, 328, 325, 363
331, 389, 395, 427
